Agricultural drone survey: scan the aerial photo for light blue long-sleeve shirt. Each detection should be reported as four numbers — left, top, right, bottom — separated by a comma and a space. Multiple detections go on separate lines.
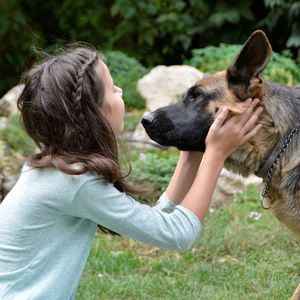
0, 164, 201, 299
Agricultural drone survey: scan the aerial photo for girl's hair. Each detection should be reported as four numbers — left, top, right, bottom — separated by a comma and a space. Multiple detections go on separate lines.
18, 45, 143, 234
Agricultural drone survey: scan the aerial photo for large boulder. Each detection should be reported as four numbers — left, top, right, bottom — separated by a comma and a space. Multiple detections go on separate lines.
137, 65, 204, 112
0, 84, 24, 116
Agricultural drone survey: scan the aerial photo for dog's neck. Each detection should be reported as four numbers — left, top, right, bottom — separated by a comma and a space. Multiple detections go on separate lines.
254, 127, 299, 178
225, 82, 300, 178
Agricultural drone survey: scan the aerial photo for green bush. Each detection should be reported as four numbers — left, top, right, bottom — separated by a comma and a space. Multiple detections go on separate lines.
185, 44, 300, 86
104, 51, 148, 110
131, 151, 179, 202
0, 114, 36, 155
0, 0, 44, 97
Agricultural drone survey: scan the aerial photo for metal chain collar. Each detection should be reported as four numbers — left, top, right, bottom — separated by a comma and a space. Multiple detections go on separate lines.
260, 127, 299, 209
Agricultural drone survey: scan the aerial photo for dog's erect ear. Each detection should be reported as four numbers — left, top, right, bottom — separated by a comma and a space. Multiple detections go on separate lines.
227, 30, 272, 100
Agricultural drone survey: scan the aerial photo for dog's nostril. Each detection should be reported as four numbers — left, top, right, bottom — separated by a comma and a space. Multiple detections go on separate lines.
141, 113, 155, 127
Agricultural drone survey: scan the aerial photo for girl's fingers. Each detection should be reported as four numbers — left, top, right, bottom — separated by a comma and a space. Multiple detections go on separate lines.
211, 108, 228, 130
242, 106, 263, 133
239, 98, 260, 127
241, 123, 262, 144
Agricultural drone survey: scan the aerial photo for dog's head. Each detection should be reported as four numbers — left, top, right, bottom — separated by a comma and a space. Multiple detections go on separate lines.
142, 30, 272, 151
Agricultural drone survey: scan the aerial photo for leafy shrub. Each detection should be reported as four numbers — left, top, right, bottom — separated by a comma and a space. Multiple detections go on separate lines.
185, 44, 300, 86
0, 114, 36, 155
123, 111, 144, 133
131, 151, 178, 202
0, 1, 44, 97
104, 51, 148, 110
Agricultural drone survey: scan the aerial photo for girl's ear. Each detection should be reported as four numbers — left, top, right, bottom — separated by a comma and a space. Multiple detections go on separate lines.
227, 30, 272, 101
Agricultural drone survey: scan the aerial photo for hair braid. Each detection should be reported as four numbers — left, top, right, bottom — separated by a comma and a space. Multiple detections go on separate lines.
73, 52, 98, 122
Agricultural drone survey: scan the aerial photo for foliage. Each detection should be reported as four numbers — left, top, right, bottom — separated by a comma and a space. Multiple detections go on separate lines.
0, 114, 36, 155
185, 44, 300, 86
110, 0, 256, 65
104, 51, 148, 110
1, 0, 300, 97
0, 0, 44, 97
259, 0, 300, 49
77, 185, 300, 299
131, 151, 179, 201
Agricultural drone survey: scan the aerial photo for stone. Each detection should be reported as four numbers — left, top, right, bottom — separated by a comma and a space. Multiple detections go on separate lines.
0, 84, 24, 116
0, 117, 8, 130
211, 169, 263, 208
137, 65, 204, 112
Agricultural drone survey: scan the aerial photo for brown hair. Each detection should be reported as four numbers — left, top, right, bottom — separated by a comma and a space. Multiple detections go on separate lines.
18, 45, 142, 234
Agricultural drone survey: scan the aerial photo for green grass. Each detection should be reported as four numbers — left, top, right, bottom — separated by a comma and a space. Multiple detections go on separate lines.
77, 186, 300, 299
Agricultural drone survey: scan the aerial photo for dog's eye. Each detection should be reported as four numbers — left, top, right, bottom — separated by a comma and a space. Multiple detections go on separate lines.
192, 91, 204, 98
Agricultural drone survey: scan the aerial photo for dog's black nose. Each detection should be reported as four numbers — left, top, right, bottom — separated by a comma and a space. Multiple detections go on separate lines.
141, 113, 155, 128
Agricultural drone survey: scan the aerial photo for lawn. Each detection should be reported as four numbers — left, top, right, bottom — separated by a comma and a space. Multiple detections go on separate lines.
77, 186, 300, 300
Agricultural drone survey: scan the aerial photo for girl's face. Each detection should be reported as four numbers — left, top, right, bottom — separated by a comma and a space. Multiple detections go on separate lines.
95, 60, 125, 134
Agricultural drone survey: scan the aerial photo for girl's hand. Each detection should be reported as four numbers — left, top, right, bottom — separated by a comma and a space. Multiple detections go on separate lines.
205, 98, 263, 160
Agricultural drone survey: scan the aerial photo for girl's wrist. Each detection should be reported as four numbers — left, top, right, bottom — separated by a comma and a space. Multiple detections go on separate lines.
180, 151, 203, 164
204, 147, 227, 164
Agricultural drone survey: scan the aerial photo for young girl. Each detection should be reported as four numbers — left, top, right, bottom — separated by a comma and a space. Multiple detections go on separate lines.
0, 46, 262, 299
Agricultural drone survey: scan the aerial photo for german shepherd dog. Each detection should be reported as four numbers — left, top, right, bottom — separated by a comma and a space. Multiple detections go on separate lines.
141, 30, 300, 299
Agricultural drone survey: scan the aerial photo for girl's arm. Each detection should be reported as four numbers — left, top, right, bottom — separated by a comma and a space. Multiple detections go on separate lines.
165, 151, 203, 205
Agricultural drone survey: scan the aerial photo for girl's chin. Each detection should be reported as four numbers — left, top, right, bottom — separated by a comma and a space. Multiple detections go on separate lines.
114, 123, 124, 135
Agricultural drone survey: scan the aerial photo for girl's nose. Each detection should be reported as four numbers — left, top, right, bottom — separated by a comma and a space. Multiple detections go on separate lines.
116, 86, 123, 96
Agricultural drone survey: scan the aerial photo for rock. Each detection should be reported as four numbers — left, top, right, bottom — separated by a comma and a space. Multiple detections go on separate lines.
137, 65, 204, 112
211, 169, 263, 208
0, 84, 24, 116
0, 117, 8, 130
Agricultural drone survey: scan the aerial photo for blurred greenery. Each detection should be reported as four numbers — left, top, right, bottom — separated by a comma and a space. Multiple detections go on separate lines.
104, 51, 148, 109
123, 111, 144, 132
131, 150, 179, 202
185, 44, 300, 85
0, 114, 36, 155
1, 0, 300, 97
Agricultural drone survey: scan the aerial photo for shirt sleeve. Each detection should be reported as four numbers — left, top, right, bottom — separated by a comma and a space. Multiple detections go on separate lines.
71, 177, 201, 252
154, 192, 176, 213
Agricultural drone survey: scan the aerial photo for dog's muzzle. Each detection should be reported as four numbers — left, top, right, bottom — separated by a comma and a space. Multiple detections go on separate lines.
141, 113, 156, 128
141, 112, 174, 140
